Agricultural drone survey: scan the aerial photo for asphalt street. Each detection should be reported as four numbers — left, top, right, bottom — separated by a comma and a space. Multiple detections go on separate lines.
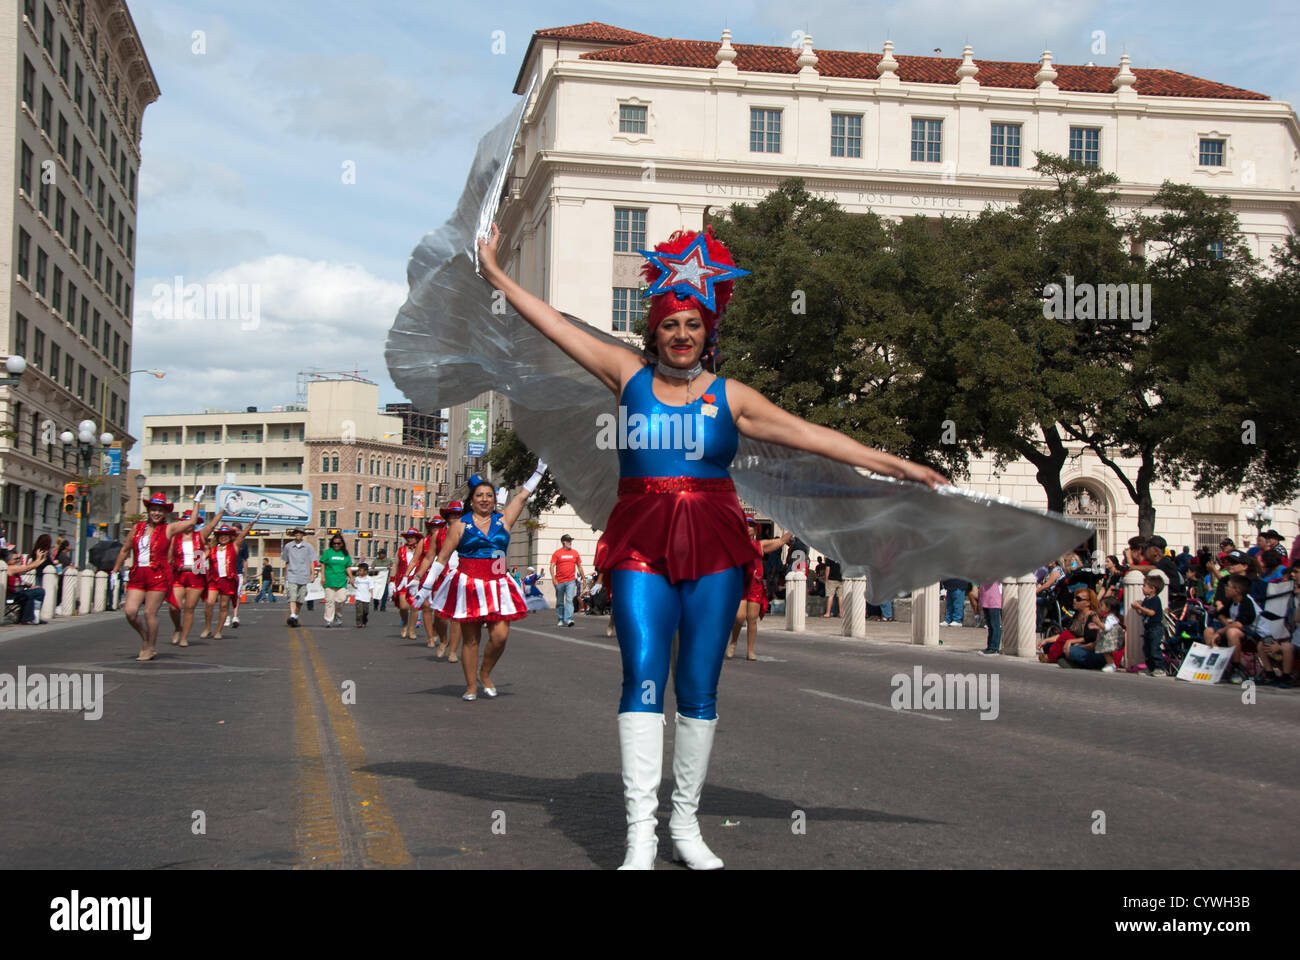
0, 599, 1295, 869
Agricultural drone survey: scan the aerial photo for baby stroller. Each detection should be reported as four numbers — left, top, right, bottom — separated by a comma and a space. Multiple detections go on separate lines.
1161, 597, 1207, 675
587, 585, 611, 616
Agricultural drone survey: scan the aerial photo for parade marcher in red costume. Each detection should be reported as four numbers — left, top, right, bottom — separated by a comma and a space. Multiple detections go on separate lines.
393, 527, 425, 641
203, 517, 259, 641
427, 502, 466, 661
167, 503, 225, 647
111, 492, 205, 661
412, 475, 542, 700
476, 221, 947, 869
727, 519, 791, 661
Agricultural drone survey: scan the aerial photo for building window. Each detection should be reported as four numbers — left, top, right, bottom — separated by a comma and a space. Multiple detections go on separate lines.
57, 114, 68, 157
613, 208, 647, 253
42, 5, 54, 54
749, 108, 782, 153
82, 226, 90, 263
355, 511, 361, 528
59, 37, 69, 82
195, 430, 206, 444
22, 57, 35, 106
319, 483, 329, 501
990, 123, 1021, 167
94, 243, 102, 284
71, 139, 81, 185
51, 266, 62, 311
77, 364, 85, 399
320, 510, 327, 527
54, 190, 65, 236
618, 104, 647, 133
34, 248, 48, 297
1068, 127, 1100, 167
911, 118, 942, 163
321, 454, 330, 472
38, 178, 50, 216
1209, 241, 1224, 260
1199, 138, 1225, 167
89, 374, 97, 408
68, 210, 79, 253
830, 113, 862, 158
16, 229, 31, 281
14, 315, 28, 359
49, 343, 59, 382
19, 142, 33, 194
356, 484, 362, 499
96, 178, 105, 217
329, 511, 337, 527
612, 287, 644, 333
73, 64, 82, 110
332, 456, 339, 471
32, 328, 44, 373
41, 86, 52, 134
63, 355, 72, 389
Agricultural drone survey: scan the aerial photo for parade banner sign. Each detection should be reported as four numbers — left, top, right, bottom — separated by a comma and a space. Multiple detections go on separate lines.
412, 485, 426, 519
467, 408, 487, 457
215, 485, 313, 527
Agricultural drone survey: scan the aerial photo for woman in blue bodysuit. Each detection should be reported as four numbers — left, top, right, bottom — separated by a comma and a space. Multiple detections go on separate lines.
477, 223, 947, 869
414, 466, 546, 701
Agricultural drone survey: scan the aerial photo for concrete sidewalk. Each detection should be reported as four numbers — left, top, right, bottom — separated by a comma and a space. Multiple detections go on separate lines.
767, 611, 993, 653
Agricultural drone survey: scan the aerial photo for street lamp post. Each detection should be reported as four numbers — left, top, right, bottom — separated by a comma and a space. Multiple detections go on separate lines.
1245, 503, 1273, 538
192, 458, 229, 500
60, 420, 115, 567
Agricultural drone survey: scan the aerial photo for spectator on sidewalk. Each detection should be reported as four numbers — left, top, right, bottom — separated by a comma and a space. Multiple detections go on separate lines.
3, 546, 49, 624
941, 577, 970, 626
353, 562, 371, 627
821, 558, 844, 618
1066, 595, 1125, 670
549, 535, 584, 627
1038, 588, 1100, 662
1130, 575, 1167, 676
976, 581, 1002, 655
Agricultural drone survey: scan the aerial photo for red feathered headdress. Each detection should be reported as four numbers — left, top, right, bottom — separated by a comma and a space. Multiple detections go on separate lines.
640, 225, 743, 337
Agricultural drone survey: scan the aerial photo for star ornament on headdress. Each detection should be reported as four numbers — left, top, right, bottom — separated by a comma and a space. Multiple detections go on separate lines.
639, 233, 750, 313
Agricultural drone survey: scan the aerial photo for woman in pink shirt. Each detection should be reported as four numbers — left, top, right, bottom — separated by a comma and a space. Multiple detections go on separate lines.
977, 581, 1003, 655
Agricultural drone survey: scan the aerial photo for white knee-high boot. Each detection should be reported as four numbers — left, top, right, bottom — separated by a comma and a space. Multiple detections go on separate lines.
617, 711, 664, 870
669, 713, 724, 870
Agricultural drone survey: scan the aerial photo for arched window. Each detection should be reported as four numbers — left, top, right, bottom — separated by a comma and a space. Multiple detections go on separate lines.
1063, 482, 1111, 562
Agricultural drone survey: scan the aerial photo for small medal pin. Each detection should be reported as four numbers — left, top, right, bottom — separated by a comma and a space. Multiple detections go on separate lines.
701, 393, 718, 418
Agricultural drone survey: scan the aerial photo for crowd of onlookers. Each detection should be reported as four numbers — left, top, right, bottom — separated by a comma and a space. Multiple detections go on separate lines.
1018, 530, 1297, 685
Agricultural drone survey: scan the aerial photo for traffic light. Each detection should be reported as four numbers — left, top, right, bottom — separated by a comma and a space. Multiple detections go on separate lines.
62, 482, 77, 514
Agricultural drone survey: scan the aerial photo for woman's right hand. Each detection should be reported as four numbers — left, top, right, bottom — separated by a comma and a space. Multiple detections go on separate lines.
477, 223, 502, 275
34, 549, 47, 563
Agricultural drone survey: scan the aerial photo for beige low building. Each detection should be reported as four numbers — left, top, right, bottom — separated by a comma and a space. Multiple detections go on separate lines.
142, 377, 448, 565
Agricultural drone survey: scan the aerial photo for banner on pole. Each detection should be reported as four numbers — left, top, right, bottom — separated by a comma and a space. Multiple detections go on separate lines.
467, 408, 487, 457
412, 485, 426, 519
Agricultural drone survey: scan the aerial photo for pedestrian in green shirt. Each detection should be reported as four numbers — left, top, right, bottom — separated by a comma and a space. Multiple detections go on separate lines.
320, 534, 354, 627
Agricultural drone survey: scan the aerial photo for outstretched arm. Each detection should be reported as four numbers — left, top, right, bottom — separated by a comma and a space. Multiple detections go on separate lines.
727, 380, 948, 489
232, 514, 262, 549
760, 532, 793, 554
478, 224, 641, 396
501, 459, 547, 532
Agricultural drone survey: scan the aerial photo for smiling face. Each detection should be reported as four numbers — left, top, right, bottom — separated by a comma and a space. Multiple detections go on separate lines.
470, 484, 496, 516
654, 310, 706, 369
147, 506, 167, 525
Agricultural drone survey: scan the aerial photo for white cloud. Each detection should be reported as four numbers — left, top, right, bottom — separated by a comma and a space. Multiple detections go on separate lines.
127, 254, 408, 462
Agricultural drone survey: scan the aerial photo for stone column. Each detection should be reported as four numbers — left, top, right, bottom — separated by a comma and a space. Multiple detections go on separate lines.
911, 582, 940, 645
40, 568, 59, 620
784, 570, 807, 633
78, 568, 95, 614
841, 577, 867, 639
92, 571, 108, 613
59, 567, 79, 616
1122, 569, 1147, 669
1000, 574, 1038, 658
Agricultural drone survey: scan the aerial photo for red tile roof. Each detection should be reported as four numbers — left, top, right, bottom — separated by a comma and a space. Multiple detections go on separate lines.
533, 22, 659, 45
572, 35, 1268, 101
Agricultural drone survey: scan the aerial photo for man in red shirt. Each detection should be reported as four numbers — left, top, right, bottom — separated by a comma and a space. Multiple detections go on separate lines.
549, 535, 584, 627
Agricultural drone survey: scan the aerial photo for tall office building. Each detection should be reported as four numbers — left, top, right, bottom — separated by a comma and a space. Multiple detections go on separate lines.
0, 0, 158, 550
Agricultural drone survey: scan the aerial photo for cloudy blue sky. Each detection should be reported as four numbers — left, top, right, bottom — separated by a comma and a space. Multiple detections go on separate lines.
124, 0, 1300, 462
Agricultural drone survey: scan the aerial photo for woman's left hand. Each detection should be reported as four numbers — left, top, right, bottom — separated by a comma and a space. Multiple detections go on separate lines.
897, 460, 950, 490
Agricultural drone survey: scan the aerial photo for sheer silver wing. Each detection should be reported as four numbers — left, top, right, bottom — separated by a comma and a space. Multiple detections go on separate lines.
387, 97, 1092, 602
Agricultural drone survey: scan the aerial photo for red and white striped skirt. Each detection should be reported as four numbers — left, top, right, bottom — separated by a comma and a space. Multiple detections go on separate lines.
430, 557, 528, 623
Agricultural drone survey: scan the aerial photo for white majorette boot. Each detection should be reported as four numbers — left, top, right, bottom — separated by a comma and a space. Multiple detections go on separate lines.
617, 711, 664, 870
670, 713, 725, 870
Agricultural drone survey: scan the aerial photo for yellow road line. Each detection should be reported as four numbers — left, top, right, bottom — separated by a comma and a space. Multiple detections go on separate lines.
290, 631, 344, 868
301, 629, 412, 868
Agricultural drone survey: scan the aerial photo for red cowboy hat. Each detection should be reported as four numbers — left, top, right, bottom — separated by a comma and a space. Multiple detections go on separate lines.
215, 525, 237, 536
143, 493, 174, 512
400, 528, 422, 538
440, 500, 464, 517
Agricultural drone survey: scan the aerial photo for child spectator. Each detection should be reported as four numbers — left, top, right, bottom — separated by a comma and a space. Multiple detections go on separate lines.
1206, 573, 1268, 679
353, 562, 371, 628
1130, 574, 1166, 676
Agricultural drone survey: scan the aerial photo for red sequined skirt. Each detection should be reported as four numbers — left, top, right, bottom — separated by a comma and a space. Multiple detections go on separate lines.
594, 477, 755, 586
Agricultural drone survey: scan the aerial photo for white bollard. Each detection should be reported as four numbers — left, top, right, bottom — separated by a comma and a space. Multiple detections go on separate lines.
78, 568, 95, 615
59, 567, 79, 616
841, 577, 867, 639
0, 561, 6, 615
911, 582, 940, 645
41, 568, 59, 621
784, 570, 807, 633
1122, 568, 1147, 669
1000, 574, 1038, 658
92, 571, 108, 613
